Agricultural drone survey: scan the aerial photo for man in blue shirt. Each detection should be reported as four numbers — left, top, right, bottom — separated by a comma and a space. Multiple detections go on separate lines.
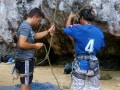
15, 8, 55, 90
64, 9, 105, 90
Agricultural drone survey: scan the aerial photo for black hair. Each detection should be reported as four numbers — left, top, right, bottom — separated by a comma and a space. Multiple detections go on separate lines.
27, 7, 44, 18
79, 9, 95, 22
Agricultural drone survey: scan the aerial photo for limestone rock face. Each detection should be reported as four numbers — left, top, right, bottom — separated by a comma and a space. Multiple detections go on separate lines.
41, 0, 120, 36
0, 0, 120, 57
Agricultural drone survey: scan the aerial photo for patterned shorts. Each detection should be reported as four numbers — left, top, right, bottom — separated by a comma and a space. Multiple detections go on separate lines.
71, 58, 101, 90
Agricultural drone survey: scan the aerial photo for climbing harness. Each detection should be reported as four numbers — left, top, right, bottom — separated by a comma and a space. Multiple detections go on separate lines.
11, 64, 33, 80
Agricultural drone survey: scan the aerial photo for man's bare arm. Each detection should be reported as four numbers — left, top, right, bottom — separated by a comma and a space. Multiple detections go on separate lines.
18, 36, 43, 49
34, 24, 55, 39
34, 30, 49, 39
66, 12, 76, 27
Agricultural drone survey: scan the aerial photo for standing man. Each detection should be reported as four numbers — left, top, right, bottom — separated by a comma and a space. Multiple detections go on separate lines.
64, 9, 105, 90
15, 7, 55, 90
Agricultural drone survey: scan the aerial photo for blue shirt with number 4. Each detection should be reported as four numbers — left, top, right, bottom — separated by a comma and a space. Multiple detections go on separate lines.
64, 24, 105, 55
63, 24, 105, 70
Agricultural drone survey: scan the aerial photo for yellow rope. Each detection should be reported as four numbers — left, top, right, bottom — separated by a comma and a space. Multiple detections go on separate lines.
75, 5, 86, 15
36, 0, 61, 89
73, 5, 86, 24
36, 2, 87, 90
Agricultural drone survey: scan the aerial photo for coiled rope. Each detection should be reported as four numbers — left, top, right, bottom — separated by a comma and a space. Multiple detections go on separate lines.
36, 1, 86, 90
36, 0, 61, 89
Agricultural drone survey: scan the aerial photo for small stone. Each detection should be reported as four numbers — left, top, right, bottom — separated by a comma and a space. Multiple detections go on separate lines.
63, 85, 70, 89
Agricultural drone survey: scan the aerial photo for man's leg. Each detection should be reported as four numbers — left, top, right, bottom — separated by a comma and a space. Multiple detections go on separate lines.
71, 74, 86, 90
71, 59, 88, 90
88, 58, 101, 90
88, 74, 101, 90
21, 84, 30, 90
15, 60, 34, 90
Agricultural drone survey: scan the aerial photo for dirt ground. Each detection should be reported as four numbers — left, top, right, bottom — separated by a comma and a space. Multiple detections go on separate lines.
0, 63, 120, 90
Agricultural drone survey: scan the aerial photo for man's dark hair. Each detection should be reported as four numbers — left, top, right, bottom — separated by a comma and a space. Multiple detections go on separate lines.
79, 9, 95, 22
28, 7, 44, 18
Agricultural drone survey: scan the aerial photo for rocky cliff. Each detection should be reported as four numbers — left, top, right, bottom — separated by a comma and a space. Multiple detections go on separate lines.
0, 0, 120, 68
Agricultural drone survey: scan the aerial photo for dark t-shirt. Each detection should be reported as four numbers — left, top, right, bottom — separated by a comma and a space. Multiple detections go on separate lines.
15, 21, 35, 60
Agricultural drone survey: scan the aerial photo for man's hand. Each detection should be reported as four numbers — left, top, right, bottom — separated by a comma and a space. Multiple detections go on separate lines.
66, 12, 76, 26
48, 24, 55, 33
68, 12, 76, 19
34, 43, 44, 49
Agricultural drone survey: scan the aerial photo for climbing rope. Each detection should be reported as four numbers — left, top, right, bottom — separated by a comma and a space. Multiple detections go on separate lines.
36, 0, 61, 89
36, 2, 87, 90
73, 5, 86, 24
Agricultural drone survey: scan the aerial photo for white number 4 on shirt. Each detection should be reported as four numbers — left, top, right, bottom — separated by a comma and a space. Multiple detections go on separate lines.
85, 39, 94, 53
